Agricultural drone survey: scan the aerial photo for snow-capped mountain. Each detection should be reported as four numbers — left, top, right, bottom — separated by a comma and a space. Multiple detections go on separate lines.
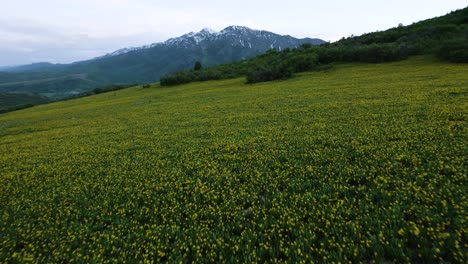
100, 26, 325, 59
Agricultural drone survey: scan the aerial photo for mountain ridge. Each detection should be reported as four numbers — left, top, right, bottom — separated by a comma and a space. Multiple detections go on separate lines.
0, 26, 325, 99
97, 26, 324, 60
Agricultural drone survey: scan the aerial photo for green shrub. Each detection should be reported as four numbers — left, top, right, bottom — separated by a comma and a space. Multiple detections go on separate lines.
437, 39, 468, 63
246, 64, 293, 84
194, 61, 202, 71
160, 71, 196, 86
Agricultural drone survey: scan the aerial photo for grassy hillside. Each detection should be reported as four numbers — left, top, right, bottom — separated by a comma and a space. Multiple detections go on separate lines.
0, 56, 466, 262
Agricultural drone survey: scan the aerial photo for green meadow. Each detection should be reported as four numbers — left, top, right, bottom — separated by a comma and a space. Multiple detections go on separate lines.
0, 56, 466, 262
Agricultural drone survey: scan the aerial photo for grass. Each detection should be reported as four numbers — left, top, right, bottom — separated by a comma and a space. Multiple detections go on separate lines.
0, 56, 466, 263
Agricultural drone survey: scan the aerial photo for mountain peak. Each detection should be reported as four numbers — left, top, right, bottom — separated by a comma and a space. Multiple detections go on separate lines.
201, 28, 218, 35
221, 26, 253, 34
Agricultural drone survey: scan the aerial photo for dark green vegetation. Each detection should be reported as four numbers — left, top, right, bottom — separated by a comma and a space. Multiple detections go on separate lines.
70, 84, 138, 98
0, 27, 323, 100
194, 61, 203, 71
328, 7, 468, 63
0, 72, 98, 99
161, 7, 468, 85
160, 46, 326, 86
0, 84, 136, 114
437, 39, 468, 62
0, 93, 49, 113
0, 57, 466, 262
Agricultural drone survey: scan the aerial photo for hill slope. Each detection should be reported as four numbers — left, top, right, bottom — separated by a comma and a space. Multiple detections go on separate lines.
0, 57, 466, 262
0, 26, 324, 99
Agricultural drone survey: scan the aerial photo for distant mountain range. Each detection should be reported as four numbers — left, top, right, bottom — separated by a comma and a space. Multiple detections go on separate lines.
0, 26, 325, 99
0, 62, 63, 73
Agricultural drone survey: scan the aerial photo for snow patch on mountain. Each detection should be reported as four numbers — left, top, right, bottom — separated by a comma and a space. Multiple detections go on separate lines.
202, 28, 218, 35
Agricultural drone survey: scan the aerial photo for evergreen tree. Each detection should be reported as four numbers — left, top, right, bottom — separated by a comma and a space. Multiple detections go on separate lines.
194, 61, 202, 71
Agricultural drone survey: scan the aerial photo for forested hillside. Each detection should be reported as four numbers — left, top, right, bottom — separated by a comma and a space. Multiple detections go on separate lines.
161, 7, 468, 86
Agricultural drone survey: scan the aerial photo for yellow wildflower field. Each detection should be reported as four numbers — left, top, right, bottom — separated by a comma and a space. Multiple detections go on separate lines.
0, 56, 466, 262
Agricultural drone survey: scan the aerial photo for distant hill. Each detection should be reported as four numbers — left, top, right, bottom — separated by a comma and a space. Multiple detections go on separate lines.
0, 92, 49, 113
0, 62, 64, 73
0, 26, 325, 99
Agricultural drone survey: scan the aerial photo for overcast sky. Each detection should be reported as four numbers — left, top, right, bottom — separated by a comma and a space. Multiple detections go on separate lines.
0, 0, 466, 67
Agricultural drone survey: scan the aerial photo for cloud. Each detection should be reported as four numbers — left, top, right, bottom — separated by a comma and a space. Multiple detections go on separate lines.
0, 18, 166, 66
